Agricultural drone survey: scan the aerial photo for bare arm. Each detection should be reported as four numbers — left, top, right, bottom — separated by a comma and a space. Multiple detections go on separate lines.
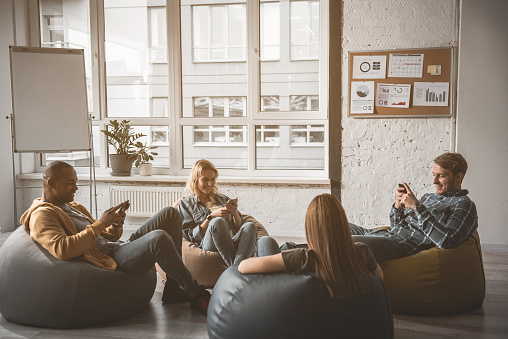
238, 253, 286, 274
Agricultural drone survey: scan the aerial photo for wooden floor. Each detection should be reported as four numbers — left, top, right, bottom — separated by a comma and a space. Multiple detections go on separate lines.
1, 229, 507, 339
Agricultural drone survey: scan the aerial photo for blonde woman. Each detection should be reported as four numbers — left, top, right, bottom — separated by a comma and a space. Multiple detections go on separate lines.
239, 194, 383, 299
179, 159, 258, 267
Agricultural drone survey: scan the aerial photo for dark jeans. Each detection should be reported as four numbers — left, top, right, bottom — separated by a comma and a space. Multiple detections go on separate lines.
110, 207, 199, 296
348, 223, 406, 262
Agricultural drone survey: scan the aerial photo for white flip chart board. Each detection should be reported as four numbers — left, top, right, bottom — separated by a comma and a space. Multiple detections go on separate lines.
9, 46, 90, 152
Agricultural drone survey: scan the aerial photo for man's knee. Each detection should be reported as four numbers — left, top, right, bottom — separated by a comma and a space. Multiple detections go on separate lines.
149, 229, 175, 248
160, 206, 181, 221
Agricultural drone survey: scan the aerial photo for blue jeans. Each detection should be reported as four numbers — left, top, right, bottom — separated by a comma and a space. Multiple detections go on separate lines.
255, 236, 281, 257
348, 222, 406, 262
110, 207, 199, 296
201, 218, 257, 266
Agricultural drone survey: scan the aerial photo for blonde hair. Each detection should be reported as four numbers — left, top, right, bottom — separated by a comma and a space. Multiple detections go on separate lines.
305, 194, 375, 299
185, 159, 219, 198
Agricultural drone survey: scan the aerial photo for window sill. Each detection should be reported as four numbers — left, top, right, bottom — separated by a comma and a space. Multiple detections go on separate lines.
17, 173, 331, 185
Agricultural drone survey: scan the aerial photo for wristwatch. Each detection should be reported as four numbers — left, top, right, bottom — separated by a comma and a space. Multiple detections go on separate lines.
207, 214, 214, 221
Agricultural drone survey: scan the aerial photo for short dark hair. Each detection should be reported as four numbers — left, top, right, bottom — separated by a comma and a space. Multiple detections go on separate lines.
43, 161, 74, 186
434, 153, 468, 177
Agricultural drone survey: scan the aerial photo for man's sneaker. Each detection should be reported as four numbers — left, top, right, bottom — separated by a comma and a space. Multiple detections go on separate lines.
162, 277, 190, 304
189, 286, 211, 316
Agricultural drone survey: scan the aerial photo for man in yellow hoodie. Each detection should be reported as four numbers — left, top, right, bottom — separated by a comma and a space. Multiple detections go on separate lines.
20, 161, 210, 315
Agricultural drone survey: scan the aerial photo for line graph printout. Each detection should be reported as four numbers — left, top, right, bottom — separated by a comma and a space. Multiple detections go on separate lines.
388, 53, 424, 78
376, 83, 411, 108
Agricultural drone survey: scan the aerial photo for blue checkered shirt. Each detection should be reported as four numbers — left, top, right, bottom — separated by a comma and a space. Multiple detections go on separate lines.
372, 189, 478, 256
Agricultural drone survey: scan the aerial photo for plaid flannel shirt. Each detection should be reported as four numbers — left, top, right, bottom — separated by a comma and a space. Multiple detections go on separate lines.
373, 189, 478, 256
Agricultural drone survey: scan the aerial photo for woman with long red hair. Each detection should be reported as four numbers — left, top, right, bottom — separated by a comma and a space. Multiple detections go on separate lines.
239, 194, 382, 299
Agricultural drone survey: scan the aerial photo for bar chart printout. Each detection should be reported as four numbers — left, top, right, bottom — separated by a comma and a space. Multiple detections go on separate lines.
413, 82, 450, 106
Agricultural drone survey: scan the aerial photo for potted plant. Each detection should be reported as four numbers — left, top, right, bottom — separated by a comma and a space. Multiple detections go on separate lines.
101, 120, 145, 176
130, 141, 158, 176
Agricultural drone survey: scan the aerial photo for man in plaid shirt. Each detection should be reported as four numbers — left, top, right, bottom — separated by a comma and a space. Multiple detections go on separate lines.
349, 152, 478, 262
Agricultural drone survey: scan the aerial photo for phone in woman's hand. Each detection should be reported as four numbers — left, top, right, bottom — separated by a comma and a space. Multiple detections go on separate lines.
227, 198, 238, 205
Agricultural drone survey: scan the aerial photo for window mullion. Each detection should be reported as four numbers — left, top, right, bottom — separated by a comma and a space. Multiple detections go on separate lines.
168, 0, 182, 175
247, 0, 260, 173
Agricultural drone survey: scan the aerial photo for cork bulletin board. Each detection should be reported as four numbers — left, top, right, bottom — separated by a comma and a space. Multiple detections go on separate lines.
348, 47, 454, 118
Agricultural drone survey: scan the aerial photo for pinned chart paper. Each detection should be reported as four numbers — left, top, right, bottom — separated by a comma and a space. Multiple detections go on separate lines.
376, 83, 411, 108
413, 82, 449, 106
352, 55, 387, 79
388, 54, 424, 78
350, 81, 375, 114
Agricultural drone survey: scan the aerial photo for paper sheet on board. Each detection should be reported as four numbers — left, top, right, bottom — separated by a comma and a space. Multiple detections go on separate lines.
376, 83, 411, 108
388, 54, 424, 78
413, 82, 449, 106
352, 55, 387, 79
350, 81, 375, 114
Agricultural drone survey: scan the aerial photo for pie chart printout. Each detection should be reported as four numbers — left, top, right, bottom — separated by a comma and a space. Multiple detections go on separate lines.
356, 85, 370, 98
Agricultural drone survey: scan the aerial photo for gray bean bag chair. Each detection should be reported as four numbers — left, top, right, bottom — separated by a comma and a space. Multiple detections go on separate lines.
207, 266, 394, 339
0, 227, 156, 329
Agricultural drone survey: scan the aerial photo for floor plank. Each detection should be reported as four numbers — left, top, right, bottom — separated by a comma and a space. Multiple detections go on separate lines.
1, 229, 507, 338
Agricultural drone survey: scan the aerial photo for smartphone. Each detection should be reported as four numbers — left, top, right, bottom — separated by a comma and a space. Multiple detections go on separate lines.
398, 184, 407, 193
119, 200, 130, 213
226, 198, 238, 205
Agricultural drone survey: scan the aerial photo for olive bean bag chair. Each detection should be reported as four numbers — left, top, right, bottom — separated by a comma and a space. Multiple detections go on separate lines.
379, 230, 485, 315
0, 227, 156, 329
207, 266, 394, 339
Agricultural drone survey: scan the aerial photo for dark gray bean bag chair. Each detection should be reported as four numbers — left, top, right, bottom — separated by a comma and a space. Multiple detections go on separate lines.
0, 227, 156, 329
208, 266, 394, 339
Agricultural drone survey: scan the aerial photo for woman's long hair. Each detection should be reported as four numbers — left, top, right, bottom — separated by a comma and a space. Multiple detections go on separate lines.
305, 194, 375, 299
185, 159, 219, 199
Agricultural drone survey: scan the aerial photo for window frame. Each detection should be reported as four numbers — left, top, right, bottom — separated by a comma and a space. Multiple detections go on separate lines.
34, 0, 329, 179
191, 3, 247, 63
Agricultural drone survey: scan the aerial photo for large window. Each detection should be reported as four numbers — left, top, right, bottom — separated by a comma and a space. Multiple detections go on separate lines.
38, 0, 328, 177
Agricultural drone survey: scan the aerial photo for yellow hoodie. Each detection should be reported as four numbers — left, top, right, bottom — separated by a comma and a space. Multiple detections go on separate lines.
20, 198, 122, 270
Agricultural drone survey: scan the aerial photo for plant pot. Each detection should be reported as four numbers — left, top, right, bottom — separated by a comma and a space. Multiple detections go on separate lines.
109, 154, 132, 176
139, 163, 153, 176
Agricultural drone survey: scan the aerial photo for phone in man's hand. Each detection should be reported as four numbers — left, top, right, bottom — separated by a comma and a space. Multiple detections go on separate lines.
119, 200, 130, 213
398, 184, 407, 193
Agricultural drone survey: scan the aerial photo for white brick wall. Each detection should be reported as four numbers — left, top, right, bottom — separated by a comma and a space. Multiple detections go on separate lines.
341, 0, 458, 227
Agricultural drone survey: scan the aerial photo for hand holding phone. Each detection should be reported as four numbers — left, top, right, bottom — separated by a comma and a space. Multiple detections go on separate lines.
227, 198, 238, 206
225, 198, 238, 213
396, 184, 406, 209
119, 200, 130, 213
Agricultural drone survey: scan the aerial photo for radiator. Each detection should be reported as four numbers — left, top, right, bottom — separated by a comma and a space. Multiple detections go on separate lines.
109, 186, 184, 217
